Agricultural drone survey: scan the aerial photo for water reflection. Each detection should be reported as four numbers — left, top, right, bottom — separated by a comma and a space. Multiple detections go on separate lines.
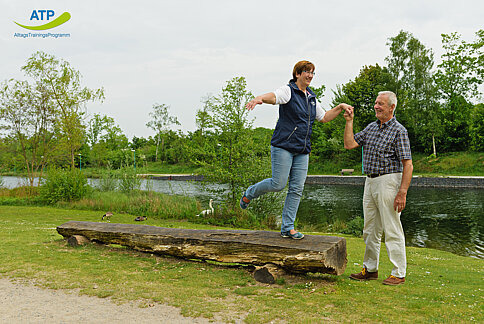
2, 176, 482, 259
301, 184, 483, 259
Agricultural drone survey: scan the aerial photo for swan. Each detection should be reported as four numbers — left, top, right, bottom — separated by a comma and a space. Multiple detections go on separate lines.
197, 199, 214, 216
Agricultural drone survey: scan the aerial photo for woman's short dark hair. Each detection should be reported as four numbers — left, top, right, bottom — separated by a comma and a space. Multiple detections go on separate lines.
292, 60, 315, 82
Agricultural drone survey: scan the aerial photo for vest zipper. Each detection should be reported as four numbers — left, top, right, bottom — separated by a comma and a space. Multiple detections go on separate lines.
286, 126, 298, 140
302, 94, 311, 153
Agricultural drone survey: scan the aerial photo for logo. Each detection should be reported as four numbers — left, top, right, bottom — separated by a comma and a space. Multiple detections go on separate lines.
14, 10, 71, 30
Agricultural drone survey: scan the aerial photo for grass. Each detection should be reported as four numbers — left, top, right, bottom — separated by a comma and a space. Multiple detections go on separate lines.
308, 151, 484, 176
0, 206, 482, 323
3, 152, 483, 178
412, 152, 484, 176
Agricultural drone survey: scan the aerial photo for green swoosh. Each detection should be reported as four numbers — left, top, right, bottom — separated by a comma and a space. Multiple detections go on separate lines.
14, 12, 71, 31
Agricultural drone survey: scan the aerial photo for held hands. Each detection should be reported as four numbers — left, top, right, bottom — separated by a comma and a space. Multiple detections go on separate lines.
343, 105, 354, 121
246, 96, 263, 111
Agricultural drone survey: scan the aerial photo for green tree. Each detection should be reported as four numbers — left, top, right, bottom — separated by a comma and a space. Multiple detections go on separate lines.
146, 103, 180, 162
21, 51, 104, 168
312, 65, 396, 166
469, 103, 484, 151
435, 30, 484, 103
0, 79, 56, 186
386, 30, 439, 154
434, 30, 484, 152
200, 77, 270, 208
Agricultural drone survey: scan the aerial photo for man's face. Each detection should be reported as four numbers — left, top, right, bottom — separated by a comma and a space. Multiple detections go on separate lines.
374, 94, 394, 123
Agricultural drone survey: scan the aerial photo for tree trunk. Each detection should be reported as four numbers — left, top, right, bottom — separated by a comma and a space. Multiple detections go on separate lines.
57, 221, 347, 275
155, 135, 160, 162
432, 134, 437, 156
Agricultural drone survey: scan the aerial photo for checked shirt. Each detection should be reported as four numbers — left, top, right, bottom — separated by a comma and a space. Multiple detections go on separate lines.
354, 117, 412, 175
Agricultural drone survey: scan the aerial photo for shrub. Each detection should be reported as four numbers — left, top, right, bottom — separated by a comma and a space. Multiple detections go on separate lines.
40, 168, 91, 204
117, 167, 142, 193
341, 217, 364, 237
98, 169, 118, 192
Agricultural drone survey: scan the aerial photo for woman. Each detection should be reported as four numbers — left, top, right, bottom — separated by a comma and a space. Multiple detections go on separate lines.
241, 60, 352, 239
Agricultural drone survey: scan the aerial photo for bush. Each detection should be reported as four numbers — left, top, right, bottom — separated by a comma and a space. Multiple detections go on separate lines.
341, 217, 364, 237
40, 168, 91, 204
98, 169, 118, 192
117, 167, 142, 193
247, 190, 286, 230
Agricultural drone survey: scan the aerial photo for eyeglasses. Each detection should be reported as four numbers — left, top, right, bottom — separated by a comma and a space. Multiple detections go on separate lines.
303, 71, 315, 76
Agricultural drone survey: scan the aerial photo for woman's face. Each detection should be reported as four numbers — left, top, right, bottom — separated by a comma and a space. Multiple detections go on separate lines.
296, 69, 314, 88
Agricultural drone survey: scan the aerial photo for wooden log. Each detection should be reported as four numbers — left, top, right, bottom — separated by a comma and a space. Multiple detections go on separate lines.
56, 221, 347, 275
67, 235, 90, 247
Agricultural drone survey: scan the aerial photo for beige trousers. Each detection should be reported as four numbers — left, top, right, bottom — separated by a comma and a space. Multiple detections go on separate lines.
362, 173, 406, 278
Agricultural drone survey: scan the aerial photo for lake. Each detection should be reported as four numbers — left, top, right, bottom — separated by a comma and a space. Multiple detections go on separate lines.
2, 176, 483, 259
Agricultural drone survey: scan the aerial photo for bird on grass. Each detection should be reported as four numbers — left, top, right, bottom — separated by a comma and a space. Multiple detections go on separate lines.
134, 216, 147, 221
197, 199, 214, 217
102, 212, 113, 221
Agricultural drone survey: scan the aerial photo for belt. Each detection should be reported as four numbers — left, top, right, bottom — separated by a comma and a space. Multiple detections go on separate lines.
366, 173, 387, 178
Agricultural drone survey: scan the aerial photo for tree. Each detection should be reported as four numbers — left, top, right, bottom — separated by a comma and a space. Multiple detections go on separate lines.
469, 103, 484, 151
199, 77, 271, 208
87, 114, 129, 168
386, 30, 439, 154
21, 51, 104, 168
311, 65, 396, 166
434, 30, 484, 152
146, 103, 180, 162
0, 79, 56, 186
435, 30, 484, 104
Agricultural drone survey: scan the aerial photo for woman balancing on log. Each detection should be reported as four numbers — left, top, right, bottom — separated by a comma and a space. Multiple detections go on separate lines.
240, 60, 353, 239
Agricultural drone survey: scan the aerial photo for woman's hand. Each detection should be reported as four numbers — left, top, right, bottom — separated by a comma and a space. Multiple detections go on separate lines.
246, 97, 263, 111
338, 103, 353, 114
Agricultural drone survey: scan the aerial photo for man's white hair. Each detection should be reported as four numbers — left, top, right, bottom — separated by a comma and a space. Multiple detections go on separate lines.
378, 91, 397, 109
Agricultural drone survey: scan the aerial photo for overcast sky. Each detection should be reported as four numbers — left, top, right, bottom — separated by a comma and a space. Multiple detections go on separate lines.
2, 0, 483, 139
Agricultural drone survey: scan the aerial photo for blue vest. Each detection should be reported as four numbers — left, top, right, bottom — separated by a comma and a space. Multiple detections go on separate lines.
270, 81, 317, 154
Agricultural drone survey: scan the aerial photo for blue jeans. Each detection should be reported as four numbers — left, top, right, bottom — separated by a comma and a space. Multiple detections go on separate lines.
244, 146, 309, 233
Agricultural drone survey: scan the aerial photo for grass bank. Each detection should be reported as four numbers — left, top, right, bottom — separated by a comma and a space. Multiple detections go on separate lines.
0, 206, 481, 323
2, 152, 482, 178
309, 152, 484, 176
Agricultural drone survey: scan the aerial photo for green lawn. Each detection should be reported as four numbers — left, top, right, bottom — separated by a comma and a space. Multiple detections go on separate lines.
0, 206, 482, 323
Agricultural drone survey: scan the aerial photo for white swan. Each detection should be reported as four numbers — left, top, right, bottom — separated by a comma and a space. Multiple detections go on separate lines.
197, 199, 214, 216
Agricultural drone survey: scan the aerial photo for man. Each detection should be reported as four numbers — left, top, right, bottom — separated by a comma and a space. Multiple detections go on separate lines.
343, 91, 413, 286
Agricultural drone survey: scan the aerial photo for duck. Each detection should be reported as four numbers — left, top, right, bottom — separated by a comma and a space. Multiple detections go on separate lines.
102, 212, 113, 221
197, 199, 214, 217
134, 216, 147, 221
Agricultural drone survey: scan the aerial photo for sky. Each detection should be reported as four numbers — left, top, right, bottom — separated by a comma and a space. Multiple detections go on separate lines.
1, 0, 483, 139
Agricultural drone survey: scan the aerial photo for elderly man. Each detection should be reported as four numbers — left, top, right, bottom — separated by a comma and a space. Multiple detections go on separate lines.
343, 91, 413, 286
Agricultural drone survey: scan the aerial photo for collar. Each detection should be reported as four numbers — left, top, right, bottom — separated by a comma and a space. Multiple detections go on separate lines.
376, 117, 396, 129
289, 80, 316, 99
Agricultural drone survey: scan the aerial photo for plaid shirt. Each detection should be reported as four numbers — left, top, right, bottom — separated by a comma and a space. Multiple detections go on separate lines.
354, 117, 412, 174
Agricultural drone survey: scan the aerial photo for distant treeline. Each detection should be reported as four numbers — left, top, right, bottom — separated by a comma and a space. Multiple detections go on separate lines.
1, 30, 483, 178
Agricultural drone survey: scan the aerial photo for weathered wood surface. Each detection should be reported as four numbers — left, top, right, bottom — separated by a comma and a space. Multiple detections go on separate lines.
57, 221, 347, 275
67, 235, 90, 247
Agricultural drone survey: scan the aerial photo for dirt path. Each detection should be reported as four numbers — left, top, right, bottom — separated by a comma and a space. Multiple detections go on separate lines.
0, 278, 223, 323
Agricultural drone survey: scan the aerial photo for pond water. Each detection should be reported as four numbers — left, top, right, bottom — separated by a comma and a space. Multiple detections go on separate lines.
2, 176, 483, 259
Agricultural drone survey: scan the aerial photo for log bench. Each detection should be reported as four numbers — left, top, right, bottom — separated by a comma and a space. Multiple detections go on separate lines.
57, 221, 347, 283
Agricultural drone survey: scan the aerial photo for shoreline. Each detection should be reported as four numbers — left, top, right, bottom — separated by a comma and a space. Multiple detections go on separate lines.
140, 174, 484, 188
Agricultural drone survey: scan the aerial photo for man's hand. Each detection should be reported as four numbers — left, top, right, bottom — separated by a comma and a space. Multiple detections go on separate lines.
344, 106, 354, 121
393, 190, 407, 213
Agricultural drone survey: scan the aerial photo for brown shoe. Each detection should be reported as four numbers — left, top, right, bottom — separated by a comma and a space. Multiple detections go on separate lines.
349, 268, 378, 281
382, 275, 405, 286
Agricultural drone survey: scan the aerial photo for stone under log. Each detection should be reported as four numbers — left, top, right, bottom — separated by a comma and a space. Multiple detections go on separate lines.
56, 221, 347, 275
